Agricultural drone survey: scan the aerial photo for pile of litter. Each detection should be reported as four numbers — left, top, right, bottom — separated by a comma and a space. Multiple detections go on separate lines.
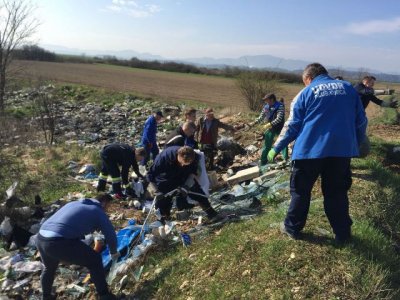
0, 161, 290, 299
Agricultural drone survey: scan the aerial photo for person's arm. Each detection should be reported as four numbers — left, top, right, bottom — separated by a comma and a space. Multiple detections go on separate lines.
254, 108, 266, 125
147, 155, 166, 185
98, 210, 117, 254
142, 119, 151, 145
131, 158, 143, 178
217, 119, 235, 132
354, 93, 368, 146
355, 84, 383, 106
273, 90, 306, 153
270, 105, 285, 127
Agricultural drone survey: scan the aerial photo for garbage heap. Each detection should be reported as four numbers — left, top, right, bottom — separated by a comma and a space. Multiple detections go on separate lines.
0, 161, 290, 299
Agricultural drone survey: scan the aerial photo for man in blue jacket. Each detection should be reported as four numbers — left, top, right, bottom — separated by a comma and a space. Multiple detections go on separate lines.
36, 194, 119, 300
141, 110, 163, 166
268, 63, 367, 242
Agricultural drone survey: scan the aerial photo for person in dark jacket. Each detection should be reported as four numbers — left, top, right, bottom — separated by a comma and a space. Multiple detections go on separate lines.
36, 194, 119, 300
140, 110, 163, 166
164, 121, 198, 149
97, 143, 146, 199
196, 108, 236, 169
353, 76, 397, 157
354, 76, 398, 109
251, 93, 288, 165
147, 146, 220, 222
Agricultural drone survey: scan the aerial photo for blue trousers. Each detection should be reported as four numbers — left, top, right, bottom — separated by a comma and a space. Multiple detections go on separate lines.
36, 234, 109, 298
142, 144, 159, 166
284, 157, 353, 239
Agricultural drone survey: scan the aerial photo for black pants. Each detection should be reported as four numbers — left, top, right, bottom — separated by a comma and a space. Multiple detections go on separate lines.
156, 182, 216, 218
284, 157, 353, 239
36, 234, 109, 298
201, 144, 215, 170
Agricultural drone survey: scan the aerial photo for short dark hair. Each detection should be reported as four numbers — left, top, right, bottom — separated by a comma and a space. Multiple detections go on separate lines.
177, 146, 195, 163
303, 63, 328, 81
135, 147, 146, 157
263, 93, 276, 102
363, 75, 376, 81
95, 193, 113, 204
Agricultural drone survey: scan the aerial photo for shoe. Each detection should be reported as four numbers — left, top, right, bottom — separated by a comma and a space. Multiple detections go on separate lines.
208, 213, 226, 224
280, 222, 300, 240
335, 234, 352, 244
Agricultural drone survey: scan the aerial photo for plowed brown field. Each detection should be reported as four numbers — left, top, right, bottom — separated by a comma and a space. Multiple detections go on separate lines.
15, 60, 302, 110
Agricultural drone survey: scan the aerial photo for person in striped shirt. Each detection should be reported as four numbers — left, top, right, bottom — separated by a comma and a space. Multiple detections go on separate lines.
252, 93, 288, 165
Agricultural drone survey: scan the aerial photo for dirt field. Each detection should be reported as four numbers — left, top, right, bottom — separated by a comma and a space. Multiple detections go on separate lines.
15, 61, 303, 110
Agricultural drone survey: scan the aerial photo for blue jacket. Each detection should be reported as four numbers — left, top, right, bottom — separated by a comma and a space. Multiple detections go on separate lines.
40, 199, 117, 253
147, 146, 199, 193
141, 115, 158, 145
255, 101, 285, 132
274, 74, 367, 159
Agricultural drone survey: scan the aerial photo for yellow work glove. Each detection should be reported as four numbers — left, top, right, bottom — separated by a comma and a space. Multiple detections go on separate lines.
267, 149, 277, 163
264, 123, 272, 130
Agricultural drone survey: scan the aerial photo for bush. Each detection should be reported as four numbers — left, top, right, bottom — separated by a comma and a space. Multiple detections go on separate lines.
236, 71, 282, 111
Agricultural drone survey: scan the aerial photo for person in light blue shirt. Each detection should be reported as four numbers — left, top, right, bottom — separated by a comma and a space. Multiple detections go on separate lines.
268, 63, 367, 242
36, 194, 119, 300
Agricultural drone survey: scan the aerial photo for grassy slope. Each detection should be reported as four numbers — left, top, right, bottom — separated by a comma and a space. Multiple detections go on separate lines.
128, 109, 400, 299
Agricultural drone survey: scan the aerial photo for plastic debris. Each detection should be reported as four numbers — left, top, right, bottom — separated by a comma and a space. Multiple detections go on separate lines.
5, 181, 18, 199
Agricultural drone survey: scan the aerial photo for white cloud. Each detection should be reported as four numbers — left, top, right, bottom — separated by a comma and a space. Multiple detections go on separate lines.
344, 17, 400, 35
105, 1, 160, 18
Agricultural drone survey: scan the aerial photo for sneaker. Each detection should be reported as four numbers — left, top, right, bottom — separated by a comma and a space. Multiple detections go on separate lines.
280, 222, 300, 240
208, 213, 226, 224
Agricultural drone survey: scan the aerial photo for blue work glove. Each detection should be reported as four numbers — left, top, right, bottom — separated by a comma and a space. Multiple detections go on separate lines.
267, 149, 277, 163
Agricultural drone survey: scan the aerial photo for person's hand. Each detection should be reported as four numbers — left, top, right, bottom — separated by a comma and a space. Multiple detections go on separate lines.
267, 149, 277, 163
390, 99, 398, 108
111, 251, 120, 262
264, 123, 272, 130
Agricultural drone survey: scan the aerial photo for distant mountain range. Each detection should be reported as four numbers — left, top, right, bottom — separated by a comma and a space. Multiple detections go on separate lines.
42, 44, 400, 82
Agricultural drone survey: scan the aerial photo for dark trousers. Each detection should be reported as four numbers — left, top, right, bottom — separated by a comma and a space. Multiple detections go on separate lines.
284, 157, 353, 239
36, 234, 109, 298
201, 144, 215, 170
98, 155, 122, 194
156, 182, 216, 218
142, 144, 159, 166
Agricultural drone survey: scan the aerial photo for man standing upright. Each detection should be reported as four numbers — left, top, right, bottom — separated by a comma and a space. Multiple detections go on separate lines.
141, 110, 163, 166
268, 63, 367, 242
196, 108, 236, 169
354, 76, 398, 109
251, 93, 288, 165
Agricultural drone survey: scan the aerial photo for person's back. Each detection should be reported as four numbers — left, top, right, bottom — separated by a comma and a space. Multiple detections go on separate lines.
276, 75, 366, 159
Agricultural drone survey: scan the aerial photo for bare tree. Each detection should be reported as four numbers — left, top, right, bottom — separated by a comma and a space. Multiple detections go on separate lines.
236, 71, 282, 111
31, 84, 60, 145
0, 0, 38, 112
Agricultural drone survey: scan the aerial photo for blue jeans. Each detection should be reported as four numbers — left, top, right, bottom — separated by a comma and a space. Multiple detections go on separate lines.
36, 234, 109, 298
284, 157, 353, 239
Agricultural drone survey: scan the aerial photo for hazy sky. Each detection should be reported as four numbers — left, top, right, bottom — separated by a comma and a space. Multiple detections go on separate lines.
33, 0, 400, 73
